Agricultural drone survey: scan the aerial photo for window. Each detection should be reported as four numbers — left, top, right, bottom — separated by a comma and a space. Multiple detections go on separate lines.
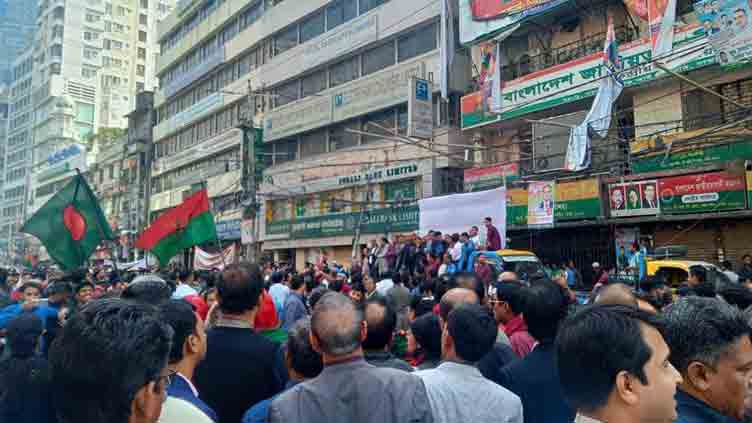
53, 6, 65, 20
275, 80, 299, 108
84, 48, 99, 60
300, 129, 327, 157
117, 6, 127, 15
362, 42, 395, 76
274, 25, 298, 55
140, 0, 148, 8
138, 31, 147, 42
326, 0, 357, 30
82, 67, 97, 79
139, 14, 147, 25
397, 104, 408, 135
84, 31, 99, 41
329, 120, 359, 151
50, 63, 61, 75
137, 82, 145, 92
360, 0, 387, 14
137, 64, 145, 76
300, 11, 325, 43
330, 55, 359, 87
362, 108, 396, 143
50, 45, 62, 58
52, 25, 64, 39
301, 70, 327, 98
138, 47, 146, 59
86, 13, 101, 22
398, 23, 437, 62
276, 138, 297, 164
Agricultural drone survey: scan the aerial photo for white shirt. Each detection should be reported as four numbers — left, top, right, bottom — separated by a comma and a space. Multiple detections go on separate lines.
172, 283, 198, 299
450, 242, 462, 261
376, 278, 394, 296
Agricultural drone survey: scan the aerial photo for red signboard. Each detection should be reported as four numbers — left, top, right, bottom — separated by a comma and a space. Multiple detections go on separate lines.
658, 171, 746, 213
470, 0, 545, 20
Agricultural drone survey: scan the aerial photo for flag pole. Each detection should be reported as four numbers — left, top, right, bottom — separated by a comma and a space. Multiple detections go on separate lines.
76, 168, 119, 274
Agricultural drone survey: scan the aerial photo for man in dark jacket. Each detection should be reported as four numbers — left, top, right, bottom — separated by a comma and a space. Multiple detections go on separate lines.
195, 263, 287, 423
363, 297, 413, 372
493, 280, 575, 423
484, 217, 502, 251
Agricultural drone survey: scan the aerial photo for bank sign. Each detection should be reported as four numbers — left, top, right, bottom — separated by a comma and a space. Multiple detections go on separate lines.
460, 24, 714, 130
266, 206, 420, 239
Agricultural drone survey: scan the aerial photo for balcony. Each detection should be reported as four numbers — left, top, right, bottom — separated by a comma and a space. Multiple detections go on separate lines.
501, 25, 640, 82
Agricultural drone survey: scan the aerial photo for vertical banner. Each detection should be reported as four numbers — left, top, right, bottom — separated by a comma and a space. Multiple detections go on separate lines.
695, 0, 752, 66
527, 181, 555, 227
648, 0, 677, 59
491, 42, 503, 112
408, 78, 434, 139
614, 227, 639, 271
478, 41, 498, 116
440, 0, 456, 100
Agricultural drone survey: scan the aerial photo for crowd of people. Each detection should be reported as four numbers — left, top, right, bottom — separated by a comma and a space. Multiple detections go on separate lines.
3, 222, 752, 423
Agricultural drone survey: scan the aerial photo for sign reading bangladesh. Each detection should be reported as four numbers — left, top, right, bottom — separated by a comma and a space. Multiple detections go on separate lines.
658, 171, 746, 213
464, 164, 519, 192
461, 23, 714, 130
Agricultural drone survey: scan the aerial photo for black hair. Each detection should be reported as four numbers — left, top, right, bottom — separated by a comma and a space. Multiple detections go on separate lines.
411, 313, 442, 360
447, 303, 497, 362
121, 278, 171, 306
451, 234, 460, 243
690, 267, 707, 283
286, 319, 323, 379
556, 305, 666, 413
329, 279, 343, 293
178, 269, 195, 282
308, 287, 329, 310
217, 263, 264, 314
663, 297, 752, 374
49, 299, 173, 423
525, 280, 569, 342
160, 299, 198, 364
451, 272, 485, 302
20, 281, 42, 294
290, 274, 305, 291
351, 283, 366, 294
494, 282, 526, 314
362, 297, 397, 351
718, 283, 752, 310
421, 279, 435, 294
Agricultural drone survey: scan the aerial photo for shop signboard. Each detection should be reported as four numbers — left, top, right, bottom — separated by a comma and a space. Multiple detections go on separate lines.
216, 219, 242, 240
36, 144, 87, 184
266, 219, 292, 236
460, 0, 570, 44
608, 180, 660, 217
302, 13, 378, 69
658, 171, 746, 213
464, 163, 519, 192
287, 205, 419, 239
264, 95, 333, 142
631, 141, 752, 173
528, 181, 555, 227
507, 188, 529, 225
407, 77, 433, 139
460, 24, 713, 130
554, 178, 601, 220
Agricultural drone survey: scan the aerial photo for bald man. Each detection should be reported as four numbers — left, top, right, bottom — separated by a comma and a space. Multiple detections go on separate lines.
269, 292, 433, 423
594, 283, 638, 308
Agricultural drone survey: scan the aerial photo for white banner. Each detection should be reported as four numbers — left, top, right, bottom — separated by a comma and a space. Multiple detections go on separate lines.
418, 187, 506, 246
194, 244, 236, 271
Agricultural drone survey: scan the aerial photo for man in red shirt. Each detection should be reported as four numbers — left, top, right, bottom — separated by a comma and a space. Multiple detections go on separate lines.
489, 281, 535, 358
484, 217, 502, 251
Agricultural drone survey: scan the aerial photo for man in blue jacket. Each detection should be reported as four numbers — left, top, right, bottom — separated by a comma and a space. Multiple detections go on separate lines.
458, 232, 476, 272
0, 282, 59, 330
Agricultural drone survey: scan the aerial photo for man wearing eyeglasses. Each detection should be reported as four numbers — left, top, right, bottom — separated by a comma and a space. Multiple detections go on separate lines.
489, 281, 535, 358
49, 298, 174, 423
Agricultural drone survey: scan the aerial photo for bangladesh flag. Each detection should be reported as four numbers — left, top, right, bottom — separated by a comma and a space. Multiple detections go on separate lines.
20, 174, 114, 270
135, 189, 217, 266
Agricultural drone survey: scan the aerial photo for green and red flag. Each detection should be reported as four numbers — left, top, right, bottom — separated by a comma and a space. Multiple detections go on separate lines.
135, 189, 217, 266
20, 173, 114, 270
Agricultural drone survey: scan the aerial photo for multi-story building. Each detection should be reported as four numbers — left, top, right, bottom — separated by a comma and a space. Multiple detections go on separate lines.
150, 0, 471, 268
28, 0, 175, 223
457, 0, 752, 280
0, 0, 38, 84
0, 51, 32, 263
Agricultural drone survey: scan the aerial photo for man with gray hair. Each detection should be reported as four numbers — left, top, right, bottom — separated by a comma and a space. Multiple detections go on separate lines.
663, 297, 752, 423
269, 292, 433, 423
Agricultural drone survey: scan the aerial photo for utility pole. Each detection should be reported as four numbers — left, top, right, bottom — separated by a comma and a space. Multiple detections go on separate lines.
241, 79, 262, 263
351, 160, 374, 261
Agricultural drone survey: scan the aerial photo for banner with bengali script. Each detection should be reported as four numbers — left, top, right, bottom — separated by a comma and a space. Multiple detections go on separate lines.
695, 0, 752, 66
658, 171, 746, 213
194, 244, 236, 271
507, 178, 601, 226
528, 181, 555, 227
648, 0, 677, 58
461, 23, 713, 130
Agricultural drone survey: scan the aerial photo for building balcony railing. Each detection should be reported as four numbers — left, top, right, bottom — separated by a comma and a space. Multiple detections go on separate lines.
501, 25, 640, 81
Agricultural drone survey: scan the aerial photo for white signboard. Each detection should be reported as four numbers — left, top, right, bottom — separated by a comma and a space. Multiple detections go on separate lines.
264, 96, 332, 142
153, 129, 241, 176
408, 78, 433, 139
303, 13, 379, 69
241, 219, 255, 245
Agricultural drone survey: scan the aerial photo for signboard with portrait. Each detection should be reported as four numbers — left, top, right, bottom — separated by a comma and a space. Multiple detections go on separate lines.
527, 181, 555, 227
695, 0, 752, 66
608, 180, 660, 217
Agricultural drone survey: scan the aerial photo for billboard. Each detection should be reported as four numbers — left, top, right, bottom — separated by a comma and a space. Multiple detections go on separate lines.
658, 171, 746, 213
527, 181, 555, 227
695, 0, 752, 66
608, 180, 660, 217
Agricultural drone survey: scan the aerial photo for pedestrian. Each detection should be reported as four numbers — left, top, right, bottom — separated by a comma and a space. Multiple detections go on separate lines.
662, 297, 752, 423
438, 253, 455, 277
0, 314, 56, 423
416, 303, 523, 423
375, 237, 390, 278
49, 299, 174, 423
722, 260, 740, 283
268, 272, 291, 323
194, 263, 287, 423
282, 274, 307, 330
489, 281, 535, 357
458, 232, 476, 272
593, 283, 638, 307
349, 282, 366, 306
469, 225, 484, 250
475, 256, 494, 287
268, 292, 433, 423
376, 270, 395, 296
557, 305, 682, 423
173, 269, 199, 299
493, 280, 576, 423
739, 254, 752, 283
386, 272, 410, 329
449, 234, 462, 264
591, 262, 608, 286
484, 217, 502, 251
362, 297, 413, 372
363, 273, 382, 301
408, 313, 442, 370
243, 320, 323, 423
0, 282, 59, 330
159, 299, 217, 423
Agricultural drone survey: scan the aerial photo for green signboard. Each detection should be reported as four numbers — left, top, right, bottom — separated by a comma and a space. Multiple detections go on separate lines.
266, 206, 420, 239
631, 142, 752, 173
506, 178, 602, 227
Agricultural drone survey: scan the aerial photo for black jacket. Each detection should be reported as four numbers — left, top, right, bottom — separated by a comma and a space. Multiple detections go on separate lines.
0, 356, 57, 423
